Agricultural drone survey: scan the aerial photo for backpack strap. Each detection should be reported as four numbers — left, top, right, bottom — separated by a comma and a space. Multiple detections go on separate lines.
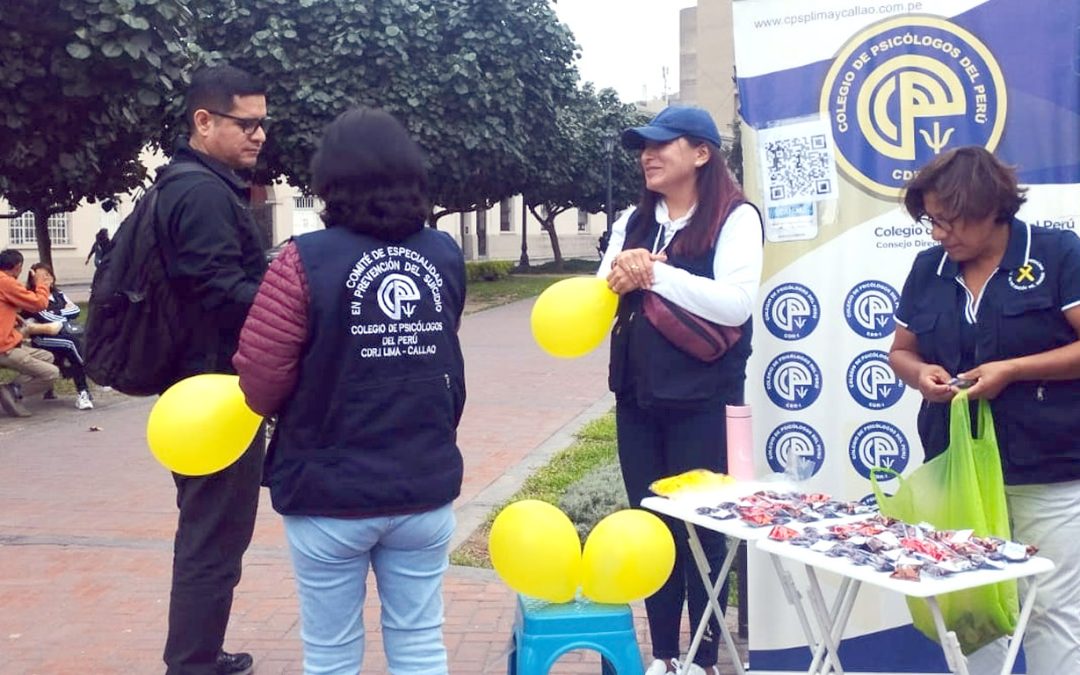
148, 162, 232, 279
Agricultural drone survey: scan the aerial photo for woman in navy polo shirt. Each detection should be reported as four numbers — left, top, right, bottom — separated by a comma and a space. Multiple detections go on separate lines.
889, 146, 1080, 674
598, 106, 763, 675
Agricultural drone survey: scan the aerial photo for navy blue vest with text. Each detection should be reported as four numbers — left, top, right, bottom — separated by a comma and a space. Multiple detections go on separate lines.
266, 226, 467, 516
609, 208, 754, 409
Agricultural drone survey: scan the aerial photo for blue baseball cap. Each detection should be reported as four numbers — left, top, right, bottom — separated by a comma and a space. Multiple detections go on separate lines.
621, 105, 722, 150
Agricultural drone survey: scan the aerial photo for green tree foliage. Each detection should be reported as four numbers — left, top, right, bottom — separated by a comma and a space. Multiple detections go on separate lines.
522, 85, 648, 267
190, 0, 580, 223
0, 0, 197, 267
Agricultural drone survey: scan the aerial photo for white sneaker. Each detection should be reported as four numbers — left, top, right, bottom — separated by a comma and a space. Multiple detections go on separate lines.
681, 663, 721, 675
75, 390, 94, 410
645, 658, 679, 675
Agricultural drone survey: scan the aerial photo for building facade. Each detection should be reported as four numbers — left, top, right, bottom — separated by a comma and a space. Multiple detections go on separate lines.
679, 0, 738, 143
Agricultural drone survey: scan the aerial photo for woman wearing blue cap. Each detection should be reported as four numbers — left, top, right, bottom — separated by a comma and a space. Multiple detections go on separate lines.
598, 105, 763, 675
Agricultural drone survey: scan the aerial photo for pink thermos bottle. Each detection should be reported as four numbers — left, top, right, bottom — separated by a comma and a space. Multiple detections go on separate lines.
725, 404, 755, 480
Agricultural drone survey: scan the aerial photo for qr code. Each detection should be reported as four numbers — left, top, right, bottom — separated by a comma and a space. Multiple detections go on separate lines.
764, 133, 833, 202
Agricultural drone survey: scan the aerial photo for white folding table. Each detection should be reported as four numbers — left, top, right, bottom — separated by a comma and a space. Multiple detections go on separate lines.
756, 536, 1055, 675
641, 493, 869, 675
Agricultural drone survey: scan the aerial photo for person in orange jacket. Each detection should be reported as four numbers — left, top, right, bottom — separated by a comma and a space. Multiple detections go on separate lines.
0, 249, 60, 417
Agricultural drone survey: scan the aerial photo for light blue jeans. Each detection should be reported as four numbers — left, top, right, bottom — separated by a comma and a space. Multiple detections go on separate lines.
283, 503, 455, 675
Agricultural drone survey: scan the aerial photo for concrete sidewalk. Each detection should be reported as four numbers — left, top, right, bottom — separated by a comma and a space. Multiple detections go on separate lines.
0, 298, 746, 674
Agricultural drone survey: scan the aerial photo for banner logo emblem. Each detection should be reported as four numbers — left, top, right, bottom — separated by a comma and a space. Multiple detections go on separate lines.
766, 422, 826, 478
377, 273, 422, 320
849, 421, 910, 481
860, 493, 887, 508
764, 352, 823, 410
821, 16, 1007, 198
1008, 258, 1046, 291
763, 283, 821, 340
847, 350, 905, 409
844, 280, 899, 339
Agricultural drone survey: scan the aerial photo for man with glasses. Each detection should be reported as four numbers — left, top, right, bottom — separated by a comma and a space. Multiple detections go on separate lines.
155, 64, 270, 675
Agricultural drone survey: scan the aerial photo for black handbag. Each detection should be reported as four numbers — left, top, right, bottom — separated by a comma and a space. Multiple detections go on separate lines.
640, 291, 741, 362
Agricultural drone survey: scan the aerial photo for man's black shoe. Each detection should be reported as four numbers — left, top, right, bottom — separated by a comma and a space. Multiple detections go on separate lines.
216, 651, 253, 675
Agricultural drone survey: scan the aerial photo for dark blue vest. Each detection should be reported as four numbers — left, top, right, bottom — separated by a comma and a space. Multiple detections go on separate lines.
265, 226, 467, 516
609, 208, 754, 409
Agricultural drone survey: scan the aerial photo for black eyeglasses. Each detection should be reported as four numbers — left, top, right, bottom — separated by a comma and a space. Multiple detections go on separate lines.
916, 213, 957, 233
206, 110, 271, 136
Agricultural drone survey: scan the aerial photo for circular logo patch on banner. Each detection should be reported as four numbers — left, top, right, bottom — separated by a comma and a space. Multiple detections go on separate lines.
763, 283, 821, 341
766, 422, 826, 478
820, 15, 1007, 199
844, 280, 899, 339
860, 492, 888, 508
764, 352, 823, 410
847, 350, 905, 409
849, 421, 910, 481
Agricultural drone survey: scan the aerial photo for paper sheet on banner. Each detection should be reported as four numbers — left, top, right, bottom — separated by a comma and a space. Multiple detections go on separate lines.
757, 118, 839, 209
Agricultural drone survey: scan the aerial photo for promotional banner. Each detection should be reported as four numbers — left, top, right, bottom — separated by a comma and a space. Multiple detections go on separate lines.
732, 0, 1080, 672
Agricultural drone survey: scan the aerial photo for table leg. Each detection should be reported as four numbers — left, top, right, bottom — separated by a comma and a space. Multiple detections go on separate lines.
926, 596, 969, 675
770, 553, 819, 654
807, 577, 860, 675
804, 566, 847, 675
681, 525, 746, 675
1000, 577, 1040, 675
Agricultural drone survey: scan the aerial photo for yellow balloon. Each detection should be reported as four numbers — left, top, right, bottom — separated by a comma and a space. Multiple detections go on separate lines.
147, 374, 262, 476
488, 500, 581, 602
581, 509, 675, 604
530, 277, 618, 358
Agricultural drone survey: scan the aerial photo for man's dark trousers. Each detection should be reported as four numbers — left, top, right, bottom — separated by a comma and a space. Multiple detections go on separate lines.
164, 432, 263, 674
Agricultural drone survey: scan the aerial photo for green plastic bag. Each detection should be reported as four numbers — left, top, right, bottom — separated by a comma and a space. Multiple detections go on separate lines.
871, 390, 1019, 654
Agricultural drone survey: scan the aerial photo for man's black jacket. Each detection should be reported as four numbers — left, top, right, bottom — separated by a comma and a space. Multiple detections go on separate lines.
155, 139, 268, 383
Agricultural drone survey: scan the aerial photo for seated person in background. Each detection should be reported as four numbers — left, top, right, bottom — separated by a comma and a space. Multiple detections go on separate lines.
0, 249, 60, 418
24, 263, 93, 410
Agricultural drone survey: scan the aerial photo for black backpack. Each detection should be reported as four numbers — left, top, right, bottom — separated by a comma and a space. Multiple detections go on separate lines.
85, 164, 212, 396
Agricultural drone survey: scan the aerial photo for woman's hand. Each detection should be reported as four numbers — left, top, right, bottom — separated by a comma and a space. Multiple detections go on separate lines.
959, 360, 1019, 400
916, 363, 956, 403
605, 248, 666, 295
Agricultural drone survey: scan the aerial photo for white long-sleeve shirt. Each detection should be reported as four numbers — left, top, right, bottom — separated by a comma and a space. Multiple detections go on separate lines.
597, 200, 763, 326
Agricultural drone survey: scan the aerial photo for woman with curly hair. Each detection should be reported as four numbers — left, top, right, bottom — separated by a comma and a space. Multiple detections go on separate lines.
234, 107, 466, 675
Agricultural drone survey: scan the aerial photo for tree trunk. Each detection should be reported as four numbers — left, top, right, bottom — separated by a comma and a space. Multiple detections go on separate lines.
542, 218, 563, 269
33, 207, 54, 269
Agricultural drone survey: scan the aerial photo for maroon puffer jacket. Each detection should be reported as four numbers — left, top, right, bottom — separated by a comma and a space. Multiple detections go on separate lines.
233, 241, 309, 416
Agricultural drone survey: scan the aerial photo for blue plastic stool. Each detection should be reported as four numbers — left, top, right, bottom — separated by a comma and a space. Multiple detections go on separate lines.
507, 595, 644, 675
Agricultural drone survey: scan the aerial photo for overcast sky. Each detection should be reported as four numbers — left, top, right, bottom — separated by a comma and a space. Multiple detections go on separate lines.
552, 0, 697, 103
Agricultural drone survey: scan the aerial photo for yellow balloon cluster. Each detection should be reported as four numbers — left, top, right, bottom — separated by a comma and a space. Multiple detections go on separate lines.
489, 500, 581, 603
488, 502, 675, 604
581, 510, 676, 604
530, 277, 618, 358
146, 374, 263, 476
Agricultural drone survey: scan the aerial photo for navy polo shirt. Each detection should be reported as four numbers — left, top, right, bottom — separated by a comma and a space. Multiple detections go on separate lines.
894, 219, 1080, 485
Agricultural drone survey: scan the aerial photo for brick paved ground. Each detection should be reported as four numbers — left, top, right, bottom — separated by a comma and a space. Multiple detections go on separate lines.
0, 298, 746, 674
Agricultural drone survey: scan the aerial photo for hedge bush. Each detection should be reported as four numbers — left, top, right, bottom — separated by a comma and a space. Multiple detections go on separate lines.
465, 260, 515, 282
559, 461, 628, 541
